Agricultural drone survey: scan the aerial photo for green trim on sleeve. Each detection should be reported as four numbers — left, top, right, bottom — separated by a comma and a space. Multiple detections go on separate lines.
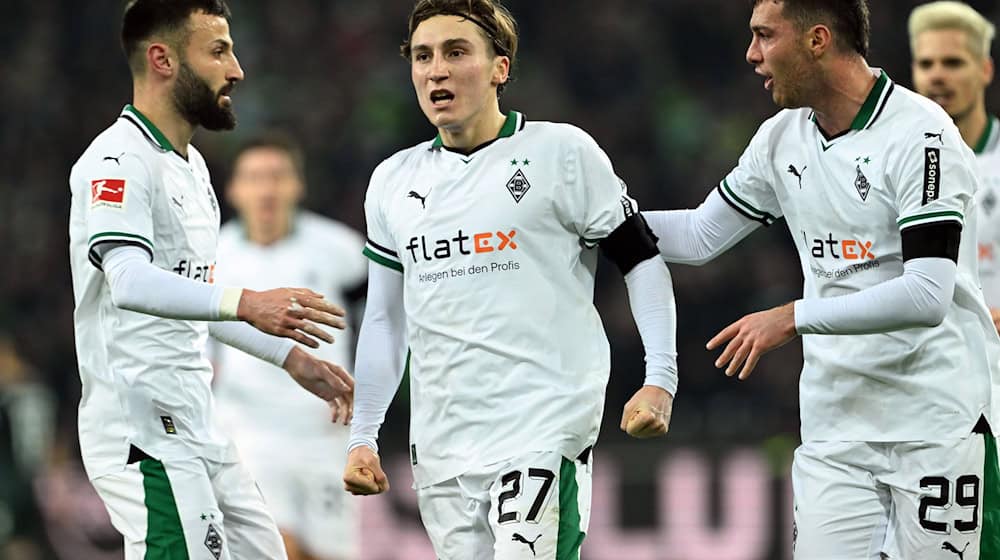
721, 180, 777, 223
363, 247, 404, 273
897, 211, 964, 228
89, 231, 154, 249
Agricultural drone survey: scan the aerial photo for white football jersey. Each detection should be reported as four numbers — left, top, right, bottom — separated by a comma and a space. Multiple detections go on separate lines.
974, 115, 1000, 306
212, 211, 366, 453
364, 111, 637, 487
719, 72, 1000, 441
69, 105, 237, 480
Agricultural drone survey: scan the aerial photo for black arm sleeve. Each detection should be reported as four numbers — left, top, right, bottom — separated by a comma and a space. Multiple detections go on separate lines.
599, 213, 661, 274
900, 221, 961, 263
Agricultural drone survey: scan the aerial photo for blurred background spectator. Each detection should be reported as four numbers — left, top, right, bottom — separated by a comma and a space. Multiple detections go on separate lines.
2, 0, 999, 558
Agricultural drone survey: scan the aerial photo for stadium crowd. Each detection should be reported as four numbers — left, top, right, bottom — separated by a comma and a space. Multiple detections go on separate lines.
2, 0, 999, 558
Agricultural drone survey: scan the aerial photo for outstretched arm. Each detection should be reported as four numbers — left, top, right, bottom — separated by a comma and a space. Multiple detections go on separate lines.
101, 245, 345, 347
642, 189, 761, 265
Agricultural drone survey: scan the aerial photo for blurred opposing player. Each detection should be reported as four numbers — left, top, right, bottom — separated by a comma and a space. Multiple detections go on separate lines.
643, 0, 1000, 557
910, 1, 1000, 334
343, 1, 679, 558
68, 1, 353, 557
212, 133, 367, 560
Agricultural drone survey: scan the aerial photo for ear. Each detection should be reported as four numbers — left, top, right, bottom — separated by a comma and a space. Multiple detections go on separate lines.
984, 56, 995, 87
491, 55, 511, 88
293, 176, 306, 203
146, 42, 176, 78
807, 24, 833, 58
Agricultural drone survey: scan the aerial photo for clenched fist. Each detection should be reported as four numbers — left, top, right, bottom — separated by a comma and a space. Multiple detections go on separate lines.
344, 446, 390, 496
621, 385, 673, 438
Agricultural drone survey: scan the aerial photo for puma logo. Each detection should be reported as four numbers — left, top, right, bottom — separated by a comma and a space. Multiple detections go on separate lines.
511, 533, 540, 556
787, 164, 807, 188
924, 130, 944, 144
103, 152, 125, 165
407, 190, 428, 209
942, 541, 969, 559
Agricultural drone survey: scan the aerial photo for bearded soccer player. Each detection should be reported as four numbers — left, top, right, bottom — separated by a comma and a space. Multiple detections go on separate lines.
342, 1, 678, 558
213, 133, 367, 560
68, 1, 353, 557
642, 0, 1000, 557
910, 1, 1000, 338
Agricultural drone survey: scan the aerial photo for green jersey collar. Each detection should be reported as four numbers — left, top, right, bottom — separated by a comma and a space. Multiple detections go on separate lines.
121, 104, 176, 153
848, 69, 892, 131
974, 115, 998, 155
431, 110, 525, 150
809, 70, 893, 134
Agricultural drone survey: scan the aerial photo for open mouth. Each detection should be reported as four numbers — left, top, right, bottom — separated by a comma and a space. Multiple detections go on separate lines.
218, 84, 235, 104
430, 89, 455, 105
926, 91, 953, 105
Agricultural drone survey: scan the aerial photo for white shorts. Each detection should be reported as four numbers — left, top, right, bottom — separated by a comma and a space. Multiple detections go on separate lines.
242, 449, 359, 560
416, 449, 593, 560
792, 429, 1000, 559
91, 450, 286, 560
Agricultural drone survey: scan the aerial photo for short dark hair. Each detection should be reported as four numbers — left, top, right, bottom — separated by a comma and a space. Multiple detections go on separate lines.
121, 0, 232, 74
400, 0, 519, 94
232, 131, 307, 180
751, 0, 870, 57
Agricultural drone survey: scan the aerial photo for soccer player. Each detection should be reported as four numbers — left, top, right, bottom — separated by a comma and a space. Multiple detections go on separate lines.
342, 1, 679, 558
642, 0, 1000, 557
910, 1, 1000, 335
68, 1, 354, 558
212, 133, 367, 560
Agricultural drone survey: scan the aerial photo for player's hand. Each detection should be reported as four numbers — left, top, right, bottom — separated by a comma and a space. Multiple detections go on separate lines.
344, 446, 390, 495
237, 288, 346, 348
990, 307, 1000, 335
283, 347, 354, 422
621, 385, 673, 438
707, 301, 798, 380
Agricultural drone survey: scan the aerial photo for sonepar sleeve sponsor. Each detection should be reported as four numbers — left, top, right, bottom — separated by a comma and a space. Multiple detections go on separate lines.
923, 147, 940, 205
894, 122, 975, 231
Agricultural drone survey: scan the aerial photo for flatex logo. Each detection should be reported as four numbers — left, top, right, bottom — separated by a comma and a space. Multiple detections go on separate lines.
808, 233, 876, 261
173, 260, 216, 283
406, 229, 518, 263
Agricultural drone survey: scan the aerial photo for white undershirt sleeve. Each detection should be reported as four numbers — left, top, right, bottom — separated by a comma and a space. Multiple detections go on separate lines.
347, 262, 407, 454
795, 257, 956, 335
207, 322, 295, 368
642, 189, 761, 265
102, 245, 241, 320
623, 257, 679, 395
